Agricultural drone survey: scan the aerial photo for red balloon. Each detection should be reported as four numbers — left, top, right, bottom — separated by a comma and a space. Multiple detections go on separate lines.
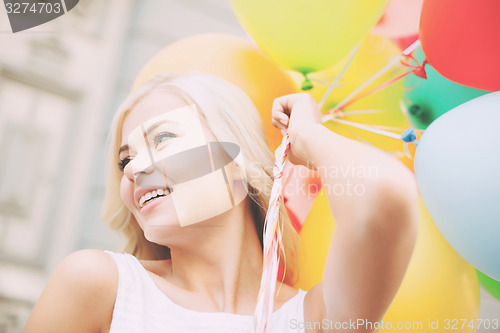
419, 0, 500, 91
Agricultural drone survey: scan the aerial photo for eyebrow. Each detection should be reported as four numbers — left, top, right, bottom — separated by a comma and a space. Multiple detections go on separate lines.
118, 119, 179, 155
145, 119, 179, 136
118, 144, 129, 154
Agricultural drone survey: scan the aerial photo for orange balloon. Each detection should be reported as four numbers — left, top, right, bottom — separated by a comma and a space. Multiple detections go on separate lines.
133, 34, 298, 150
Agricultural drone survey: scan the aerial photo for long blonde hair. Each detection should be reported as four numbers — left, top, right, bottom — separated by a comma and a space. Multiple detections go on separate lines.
101, 72, 299, 285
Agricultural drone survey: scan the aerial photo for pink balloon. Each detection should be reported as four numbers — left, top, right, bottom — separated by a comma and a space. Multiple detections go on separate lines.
372, 0, 423, 38
393, 34, 419, 50
282, 163, 321, 232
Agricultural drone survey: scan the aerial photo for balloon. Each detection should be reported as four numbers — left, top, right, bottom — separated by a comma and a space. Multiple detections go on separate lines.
294, 189, 335, 291
393, 34, 419, 51
415, 91, 500, 281
301, 35, 416, 171
132, 34, 298, 150
372, 0, 423, 38
230, 0, 389, 75
477, 270, 500, 302
282, 163, 322, 233
295, 193, 480, 330
403, 48, 489, 129
381, 199, 480, 332
419, 0, 500, 91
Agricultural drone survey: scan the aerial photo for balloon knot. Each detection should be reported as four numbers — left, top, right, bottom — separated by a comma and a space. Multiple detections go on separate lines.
400, 127, 417, 143
413, 59, 428, 79
401, 55, 428, 79
301, 77, 314, 91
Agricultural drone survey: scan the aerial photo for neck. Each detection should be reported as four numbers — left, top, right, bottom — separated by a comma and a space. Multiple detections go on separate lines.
167, 197, 264, 313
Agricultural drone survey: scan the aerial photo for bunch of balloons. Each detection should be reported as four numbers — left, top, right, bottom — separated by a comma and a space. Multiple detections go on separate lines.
415, 0, 500, 299
131, 0, 500, 328
228, 0, 500, 324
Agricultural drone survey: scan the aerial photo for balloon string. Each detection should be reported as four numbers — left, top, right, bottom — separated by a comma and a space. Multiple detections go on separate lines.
327, 53, 428, 113
254, 132, 290, 333
324, 118, 401, 139
324, 45, 427, 117
322, 117, 418, 158
333, 70, 415, 112
340, 109, 384, 116
318, 44, 361, 109
400, 54, 428, 79
327, 39, 421, 115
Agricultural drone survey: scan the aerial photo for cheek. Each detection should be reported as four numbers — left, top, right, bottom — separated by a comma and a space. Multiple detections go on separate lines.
120, 175, 135, 211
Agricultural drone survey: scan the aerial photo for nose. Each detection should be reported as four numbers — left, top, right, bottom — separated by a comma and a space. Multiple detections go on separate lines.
124, 153, 156, 182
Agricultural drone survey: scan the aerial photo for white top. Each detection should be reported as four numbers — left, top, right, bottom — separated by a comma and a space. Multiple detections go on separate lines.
105, 251, 307, 333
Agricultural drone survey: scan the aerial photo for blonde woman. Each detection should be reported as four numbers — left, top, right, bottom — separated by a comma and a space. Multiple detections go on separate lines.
25, 73, 418, 333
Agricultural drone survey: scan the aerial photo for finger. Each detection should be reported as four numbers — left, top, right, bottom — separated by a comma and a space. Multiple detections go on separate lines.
272, 118, 287, 131
272, 95, 294, 118
272, 109, 289, 126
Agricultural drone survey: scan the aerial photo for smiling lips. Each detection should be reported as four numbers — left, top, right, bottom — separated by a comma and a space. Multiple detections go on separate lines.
138, 188, 173, 208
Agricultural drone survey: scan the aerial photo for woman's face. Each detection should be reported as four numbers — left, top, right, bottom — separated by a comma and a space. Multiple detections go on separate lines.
119, 91, 247, 242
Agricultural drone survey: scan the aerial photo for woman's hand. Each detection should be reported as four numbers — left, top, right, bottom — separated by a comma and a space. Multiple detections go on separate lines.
271, 93, 322, 168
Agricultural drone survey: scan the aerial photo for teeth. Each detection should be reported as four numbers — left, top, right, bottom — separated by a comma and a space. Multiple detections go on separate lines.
138, 188, 171, 208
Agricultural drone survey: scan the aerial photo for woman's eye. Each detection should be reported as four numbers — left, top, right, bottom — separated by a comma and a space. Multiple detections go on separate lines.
118, 157, 131, 172
153, 132, 177, 148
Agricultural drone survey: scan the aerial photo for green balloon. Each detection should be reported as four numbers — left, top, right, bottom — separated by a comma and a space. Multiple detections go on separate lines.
477, 270, 500, 301
403, 48, 489, 129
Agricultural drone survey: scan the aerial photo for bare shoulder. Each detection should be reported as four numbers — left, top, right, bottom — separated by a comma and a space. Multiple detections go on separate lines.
24, 249, 118, 333
55, 249, 117, 280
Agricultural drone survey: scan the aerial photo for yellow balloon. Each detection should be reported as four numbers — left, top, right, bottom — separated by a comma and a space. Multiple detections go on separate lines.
230, 0, 389, 75
380, 199, 479, 332
295, 195, 480, 331
133, 34, 298, 150
294, 189, 335, 291
295, 35, 416, 170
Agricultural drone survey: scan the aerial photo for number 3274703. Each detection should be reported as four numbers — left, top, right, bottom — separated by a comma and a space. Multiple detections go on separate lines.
5, 2, 62, 14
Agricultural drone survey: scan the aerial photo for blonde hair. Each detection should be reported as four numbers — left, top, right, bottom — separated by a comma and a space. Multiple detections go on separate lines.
101, 72, 299, 285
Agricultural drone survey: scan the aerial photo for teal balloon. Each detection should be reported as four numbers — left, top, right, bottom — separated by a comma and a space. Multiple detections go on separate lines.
403, 48, 489, 129
415, 91, 500, 281
477, 270, 500, 301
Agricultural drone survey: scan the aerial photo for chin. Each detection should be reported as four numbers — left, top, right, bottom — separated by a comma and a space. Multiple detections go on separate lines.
142, 220, 181, 244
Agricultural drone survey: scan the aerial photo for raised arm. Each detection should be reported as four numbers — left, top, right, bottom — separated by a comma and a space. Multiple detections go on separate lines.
24, 249, 117, 333
272, 93, 418, 332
